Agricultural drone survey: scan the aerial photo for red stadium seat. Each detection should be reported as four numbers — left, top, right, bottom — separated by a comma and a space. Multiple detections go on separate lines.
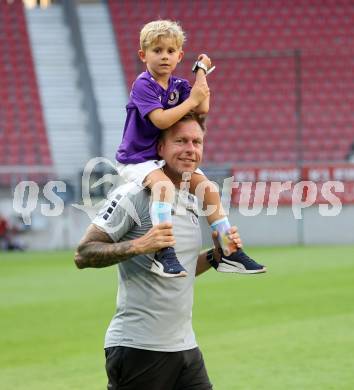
107, 0, 354, 163
0, 0, 52, 169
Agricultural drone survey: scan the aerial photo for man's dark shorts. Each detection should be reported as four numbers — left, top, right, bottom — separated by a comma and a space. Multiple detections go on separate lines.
105, 346, 213, 390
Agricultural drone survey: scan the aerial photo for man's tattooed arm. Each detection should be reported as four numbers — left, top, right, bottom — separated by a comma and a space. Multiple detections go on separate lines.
74, 224, 138, 269
74, 222, 176, 269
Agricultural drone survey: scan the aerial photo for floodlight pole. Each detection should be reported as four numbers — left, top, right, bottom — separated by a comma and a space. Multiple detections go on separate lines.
294, 49, 304, 245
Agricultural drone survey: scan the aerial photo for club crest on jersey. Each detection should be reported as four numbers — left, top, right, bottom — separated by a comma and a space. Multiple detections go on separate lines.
168, 89, 179, 105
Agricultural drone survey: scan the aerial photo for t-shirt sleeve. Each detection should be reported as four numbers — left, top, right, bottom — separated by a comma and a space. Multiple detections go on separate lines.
178, 79, 192, 103
131, 77, 164, 118
93, 195, 136, 242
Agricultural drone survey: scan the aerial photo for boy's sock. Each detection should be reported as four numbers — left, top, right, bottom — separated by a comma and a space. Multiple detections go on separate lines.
210, 217, 235, 256
150, 201, 172, 226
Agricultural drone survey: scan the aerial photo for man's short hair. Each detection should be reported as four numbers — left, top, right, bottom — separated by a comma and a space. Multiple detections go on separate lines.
158, 112, 206, 143
175, 112, 206, 132
140, 20, 186, 51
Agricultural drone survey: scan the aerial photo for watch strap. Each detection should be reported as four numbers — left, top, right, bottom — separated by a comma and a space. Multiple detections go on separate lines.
192, 61, 216, 75
206, 248, 219, 270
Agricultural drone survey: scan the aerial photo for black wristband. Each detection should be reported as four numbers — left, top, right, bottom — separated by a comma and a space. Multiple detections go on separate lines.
206, 248, 219, 270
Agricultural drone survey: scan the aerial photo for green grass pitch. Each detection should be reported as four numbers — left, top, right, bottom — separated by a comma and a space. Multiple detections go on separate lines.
1, 245, 354, 389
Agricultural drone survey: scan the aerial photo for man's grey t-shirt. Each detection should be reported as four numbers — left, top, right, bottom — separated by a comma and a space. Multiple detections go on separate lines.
93, 182, 202, 352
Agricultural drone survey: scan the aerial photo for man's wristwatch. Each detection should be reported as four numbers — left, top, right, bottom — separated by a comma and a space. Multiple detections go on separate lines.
192, 61, 216, 76
206, 248, 219, 270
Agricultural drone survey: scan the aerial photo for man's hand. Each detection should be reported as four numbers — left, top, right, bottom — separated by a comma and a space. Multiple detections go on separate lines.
134, 222, 176, 254
211, 226, 243, 261
195, 226, 242, 276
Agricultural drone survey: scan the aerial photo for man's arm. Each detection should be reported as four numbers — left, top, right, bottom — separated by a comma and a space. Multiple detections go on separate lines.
195, 248, 217, 276
74, 225, 136, 269
74, 223, 176, 269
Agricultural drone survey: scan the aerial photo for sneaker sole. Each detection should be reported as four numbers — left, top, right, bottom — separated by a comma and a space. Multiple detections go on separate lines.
150, 261, 188, 278
217, 262, 267, 274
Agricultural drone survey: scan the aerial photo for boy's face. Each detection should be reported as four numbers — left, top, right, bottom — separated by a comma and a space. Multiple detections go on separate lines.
139, 37, 183, 79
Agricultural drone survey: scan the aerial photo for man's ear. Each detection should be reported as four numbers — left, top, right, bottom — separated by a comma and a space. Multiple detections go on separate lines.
157, 139, 165, 159
177, 50, 184, 63
138, 50, 146, 63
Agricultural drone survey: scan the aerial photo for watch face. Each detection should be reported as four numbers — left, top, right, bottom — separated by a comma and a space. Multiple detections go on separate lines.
197, 62, 207, 73
192, 62, 206, 73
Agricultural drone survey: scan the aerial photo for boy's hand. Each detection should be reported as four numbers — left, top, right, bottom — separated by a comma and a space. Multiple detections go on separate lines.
198, 53, 212, 70
189, 79, 210, 106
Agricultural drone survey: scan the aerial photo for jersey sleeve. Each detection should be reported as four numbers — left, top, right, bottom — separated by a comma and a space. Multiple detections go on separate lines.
178, 79, 192, 103
131, 77, 164, 118
93, 195, 136, 243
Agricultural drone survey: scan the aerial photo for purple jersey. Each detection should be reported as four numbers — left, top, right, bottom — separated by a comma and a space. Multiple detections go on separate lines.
116, 71, 191, 164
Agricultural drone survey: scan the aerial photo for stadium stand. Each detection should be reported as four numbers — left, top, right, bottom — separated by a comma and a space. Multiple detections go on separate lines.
107, 0, 354, 164
0, 0, 52, 185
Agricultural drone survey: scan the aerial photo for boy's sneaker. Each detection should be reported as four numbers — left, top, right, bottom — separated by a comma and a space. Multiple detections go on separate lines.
151, 247, 188, 278
217, 249, 266, 274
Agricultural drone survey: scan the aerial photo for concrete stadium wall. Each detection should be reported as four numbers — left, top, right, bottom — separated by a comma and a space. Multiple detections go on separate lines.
199, 206, 354, 246
199, 205, 354, 248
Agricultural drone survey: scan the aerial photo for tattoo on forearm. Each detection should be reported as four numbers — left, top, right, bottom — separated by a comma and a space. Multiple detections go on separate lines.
76, 241, 134, 268
75, 225, 135, 269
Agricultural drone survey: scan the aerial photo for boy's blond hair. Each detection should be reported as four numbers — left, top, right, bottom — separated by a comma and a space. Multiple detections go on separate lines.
140, 20, 186, 51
